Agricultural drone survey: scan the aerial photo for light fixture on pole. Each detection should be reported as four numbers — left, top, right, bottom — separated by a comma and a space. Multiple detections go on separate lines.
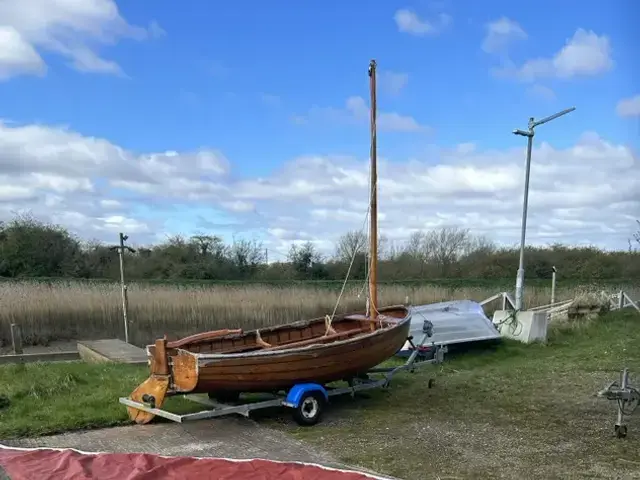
513, 107, 575, 311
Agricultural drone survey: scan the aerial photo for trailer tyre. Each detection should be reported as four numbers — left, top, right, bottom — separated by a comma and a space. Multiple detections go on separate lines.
615, 425, 627, 438
292, 391, 324, 426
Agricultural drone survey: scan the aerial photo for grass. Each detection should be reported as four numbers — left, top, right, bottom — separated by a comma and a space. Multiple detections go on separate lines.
1, 309, 639, 478
0, 362, 204, 438
263, 309, 640, 478
2, 279, 637, 348
0, 363, 146, 438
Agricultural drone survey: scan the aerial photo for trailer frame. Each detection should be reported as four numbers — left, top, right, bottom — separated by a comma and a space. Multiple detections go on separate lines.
119, 319, 446, 426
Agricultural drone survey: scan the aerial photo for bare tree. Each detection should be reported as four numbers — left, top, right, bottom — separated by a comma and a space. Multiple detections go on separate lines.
402, 231, 428, 262
463, 233, 496, 257
334, 230, 367, 263
423, 226, 470, 276
230, 238, 264, 274
630, 219, 640, 252
334, 230, 390, 262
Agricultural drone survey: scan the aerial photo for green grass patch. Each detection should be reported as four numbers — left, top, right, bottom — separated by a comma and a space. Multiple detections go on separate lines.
268, 310, 640, 478
0, 362, 228, 439
0, 363, 148, 438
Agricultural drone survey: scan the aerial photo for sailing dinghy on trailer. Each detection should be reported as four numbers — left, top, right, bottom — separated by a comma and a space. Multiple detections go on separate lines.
124, 60, 414, 425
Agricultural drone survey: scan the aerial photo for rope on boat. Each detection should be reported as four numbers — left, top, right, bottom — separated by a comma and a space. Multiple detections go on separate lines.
328, 155, 373, 325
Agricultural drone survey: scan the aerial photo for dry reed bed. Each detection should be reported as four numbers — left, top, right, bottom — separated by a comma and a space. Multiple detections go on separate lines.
0, 281, 624, 347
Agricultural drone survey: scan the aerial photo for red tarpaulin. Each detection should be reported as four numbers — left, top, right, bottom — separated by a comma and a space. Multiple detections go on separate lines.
0, 445, 392, 480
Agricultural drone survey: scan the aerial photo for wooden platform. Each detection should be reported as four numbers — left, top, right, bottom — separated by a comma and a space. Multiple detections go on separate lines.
77, 339, 148, 365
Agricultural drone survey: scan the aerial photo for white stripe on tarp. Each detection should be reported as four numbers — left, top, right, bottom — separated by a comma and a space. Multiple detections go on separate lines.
0, 443, 397, 480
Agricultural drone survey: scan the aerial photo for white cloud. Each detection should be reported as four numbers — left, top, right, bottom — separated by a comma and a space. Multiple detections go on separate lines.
302, 96, 429, 133
0, 0, 162, 79
527, 84, 556, 101
616, 95, 640, 118
0, 26, 46, 79
482, 17, 527, 54
494, 29, 613, 81
0, 120, 637, 253
394, 9, 451, 36
379, 71, 409, 95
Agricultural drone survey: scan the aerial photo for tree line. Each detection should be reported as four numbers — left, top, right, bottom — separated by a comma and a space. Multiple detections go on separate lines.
0, 213, 638, 283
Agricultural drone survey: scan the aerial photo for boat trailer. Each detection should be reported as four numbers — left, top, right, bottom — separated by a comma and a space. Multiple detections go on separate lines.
119, 319, 446, 426
598, 368, 639, 438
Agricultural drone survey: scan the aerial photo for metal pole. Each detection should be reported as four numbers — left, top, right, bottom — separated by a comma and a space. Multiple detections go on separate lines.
110, 233, 136, 344
551, 266, 557, 304
512, 107, 575, 311
118, 233, 129, 344
515, 129, 533, 311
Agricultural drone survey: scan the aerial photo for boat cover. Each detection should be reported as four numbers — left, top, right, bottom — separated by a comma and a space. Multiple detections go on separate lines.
399, 299, 500, 354
0, 444, 393, 480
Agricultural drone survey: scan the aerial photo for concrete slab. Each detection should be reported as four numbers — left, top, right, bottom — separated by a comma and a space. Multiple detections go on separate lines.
492, 310, 548, 343
77, 339, 148, 365
0, 351, 80, 365
0, 341, 77, 356
1, 419, 393, 478
0, 341, 80, 364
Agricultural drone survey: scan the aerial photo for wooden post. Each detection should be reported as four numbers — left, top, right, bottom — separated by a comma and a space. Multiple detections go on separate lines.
619, 290, 624, 310
551, 266, 557, 304
10, 323, 23, 355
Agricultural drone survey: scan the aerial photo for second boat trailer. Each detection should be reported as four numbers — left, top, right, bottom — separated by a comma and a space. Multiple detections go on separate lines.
598, 368, 639, 438
119, 319, 446, 426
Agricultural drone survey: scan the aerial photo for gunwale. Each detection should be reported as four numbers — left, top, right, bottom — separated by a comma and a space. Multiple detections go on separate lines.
150, 306, 410, 361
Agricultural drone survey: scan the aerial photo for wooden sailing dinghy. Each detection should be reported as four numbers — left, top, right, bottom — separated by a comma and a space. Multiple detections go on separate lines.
125, 59, 412, 425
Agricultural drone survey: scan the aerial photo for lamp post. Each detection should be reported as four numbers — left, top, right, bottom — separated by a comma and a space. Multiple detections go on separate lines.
513, 107, 575, 311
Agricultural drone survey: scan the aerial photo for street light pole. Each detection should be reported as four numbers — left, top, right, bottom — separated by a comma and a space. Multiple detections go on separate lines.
512, 107, 575, 311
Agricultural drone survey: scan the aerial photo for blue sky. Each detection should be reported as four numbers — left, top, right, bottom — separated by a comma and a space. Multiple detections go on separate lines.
0, 0, 638, 255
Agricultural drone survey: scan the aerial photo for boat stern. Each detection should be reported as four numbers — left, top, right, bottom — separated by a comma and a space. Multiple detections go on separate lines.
125, 337, 199, 424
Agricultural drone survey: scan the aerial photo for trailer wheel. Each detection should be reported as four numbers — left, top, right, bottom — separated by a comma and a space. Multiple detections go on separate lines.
292, 391, 324, 426
615, 425, 627, 438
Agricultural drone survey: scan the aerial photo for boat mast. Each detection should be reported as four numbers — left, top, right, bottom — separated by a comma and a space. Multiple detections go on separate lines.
368, 59, 378, 319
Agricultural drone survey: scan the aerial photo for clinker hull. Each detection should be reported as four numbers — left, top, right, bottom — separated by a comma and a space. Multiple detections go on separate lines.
188, 316, 410, 393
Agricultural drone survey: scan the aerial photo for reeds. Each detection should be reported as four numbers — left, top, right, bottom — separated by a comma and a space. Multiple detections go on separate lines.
0, 280, 615, 347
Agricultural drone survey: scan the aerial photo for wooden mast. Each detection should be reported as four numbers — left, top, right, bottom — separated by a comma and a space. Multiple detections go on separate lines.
368, 59, 378, 320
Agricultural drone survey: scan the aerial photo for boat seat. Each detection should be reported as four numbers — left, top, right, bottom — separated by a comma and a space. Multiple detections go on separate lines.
263, 326, 371, 351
